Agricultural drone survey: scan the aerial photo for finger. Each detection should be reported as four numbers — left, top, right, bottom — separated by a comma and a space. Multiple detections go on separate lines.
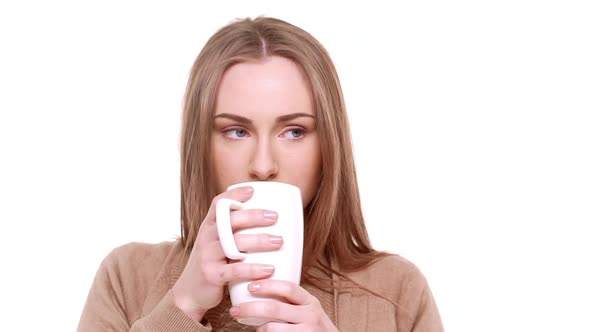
247, 280, 313, 305
218, 263, 276, 284
203, 186, 254, 225
235, 233, 283, 252
257, 322, 299, 332
234, 300, 301, 325
231, 209, 278, 231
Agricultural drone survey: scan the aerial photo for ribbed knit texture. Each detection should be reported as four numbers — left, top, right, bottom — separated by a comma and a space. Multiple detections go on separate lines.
77, 240, 444, 331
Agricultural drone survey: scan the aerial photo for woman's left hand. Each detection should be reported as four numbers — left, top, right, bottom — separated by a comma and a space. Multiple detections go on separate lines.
229, 279, 339, 331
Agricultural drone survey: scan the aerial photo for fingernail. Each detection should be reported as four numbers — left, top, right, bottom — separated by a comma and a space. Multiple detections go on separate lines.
240, 186, 253, 196
262, 265, 275, 273
230, 306, 240, 317
269, 236, 283, 244
263, 210, 278, 220
249, 282, 261, 292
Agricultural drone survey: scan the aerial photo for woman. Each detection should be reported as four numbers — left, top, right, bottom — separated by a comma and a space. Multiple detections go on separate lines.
78, 16, 444, 332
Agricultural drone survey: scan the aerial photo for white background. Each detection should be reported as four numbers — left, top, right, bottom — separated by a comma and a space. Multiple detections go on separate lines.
1, 1, 589, 331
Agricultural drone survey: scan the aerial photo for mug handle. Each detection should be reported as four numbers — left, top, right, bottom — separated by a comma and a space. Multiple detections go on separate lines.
216, 198, 247, 260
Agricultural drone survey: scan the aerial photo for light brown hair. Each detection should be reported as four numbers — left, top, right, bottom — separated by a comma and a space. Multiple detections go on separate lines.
180, 16, 388, 285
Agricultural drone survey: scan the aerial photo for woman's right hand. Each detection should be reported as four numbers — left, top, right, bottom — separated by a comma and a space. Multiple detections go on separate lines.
171, 186, 283, 322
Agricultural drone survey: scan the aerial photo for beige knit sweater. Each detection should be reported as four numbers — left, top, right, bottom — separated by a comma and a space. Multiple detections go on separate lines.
78, 240, 444, 331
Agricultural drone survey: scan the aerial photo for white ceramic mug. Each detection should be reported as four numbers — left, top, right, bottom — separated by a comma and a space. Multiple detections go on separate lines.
216, 181, 304, 326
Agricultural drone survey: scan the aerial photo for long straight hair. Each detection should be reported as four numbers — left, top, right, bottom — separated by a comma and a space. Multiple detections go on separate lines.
180, 17, 388, 285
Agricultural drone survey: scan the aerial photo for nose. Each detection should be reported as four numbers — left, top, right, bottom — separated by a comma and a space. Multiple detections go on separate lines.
248, 138, 278, 181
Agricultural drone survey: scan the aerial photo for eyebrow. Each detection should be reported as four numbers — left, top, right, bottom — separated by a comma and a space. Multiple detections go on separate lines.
214, 112, 315, 124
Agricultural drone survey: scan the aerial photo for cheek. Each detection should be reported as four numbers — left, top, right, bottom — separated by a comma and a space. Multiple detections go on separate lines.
282, 142, 321, 207
211, 141, 249, 193
303, 149, 322, 206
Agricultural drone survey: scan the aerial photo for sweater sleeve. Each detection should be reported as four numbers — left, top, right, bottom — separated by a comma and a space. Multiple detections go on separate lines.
77, 246, 210, 332
409, 279, 444, 332
395, 263, 444, 332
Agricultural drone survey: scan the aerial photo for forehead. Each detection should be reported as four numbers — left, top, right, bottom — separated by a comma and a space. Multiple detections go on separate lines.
215, 56, 314, 118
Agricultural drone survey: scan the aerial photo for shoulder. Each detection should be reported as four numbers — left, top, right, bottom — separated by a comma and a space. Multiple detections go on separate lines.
347, 254, 431, 305
100, 240, 184, 286
349, 254, 426, 283
103, 240, 179, 269
80, 240, 186, 327
93, 240, 185, 321
345, 254, 444, 330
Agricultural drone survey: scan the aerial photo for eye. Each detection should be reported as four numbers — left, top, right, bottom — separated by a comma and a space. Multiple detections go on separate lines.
281, 128, 306, 140
222, 128, 249, 139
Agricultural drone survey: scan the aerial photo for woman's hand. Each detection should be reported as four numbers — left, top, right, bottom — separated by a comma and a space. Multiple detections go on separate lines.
229, 280, 339, 332
171, 186, 284, 322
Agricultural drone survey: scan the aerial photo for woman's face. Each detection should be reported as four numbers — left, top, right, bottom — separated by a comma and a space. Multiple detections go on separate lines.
211, 56, 321, 208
